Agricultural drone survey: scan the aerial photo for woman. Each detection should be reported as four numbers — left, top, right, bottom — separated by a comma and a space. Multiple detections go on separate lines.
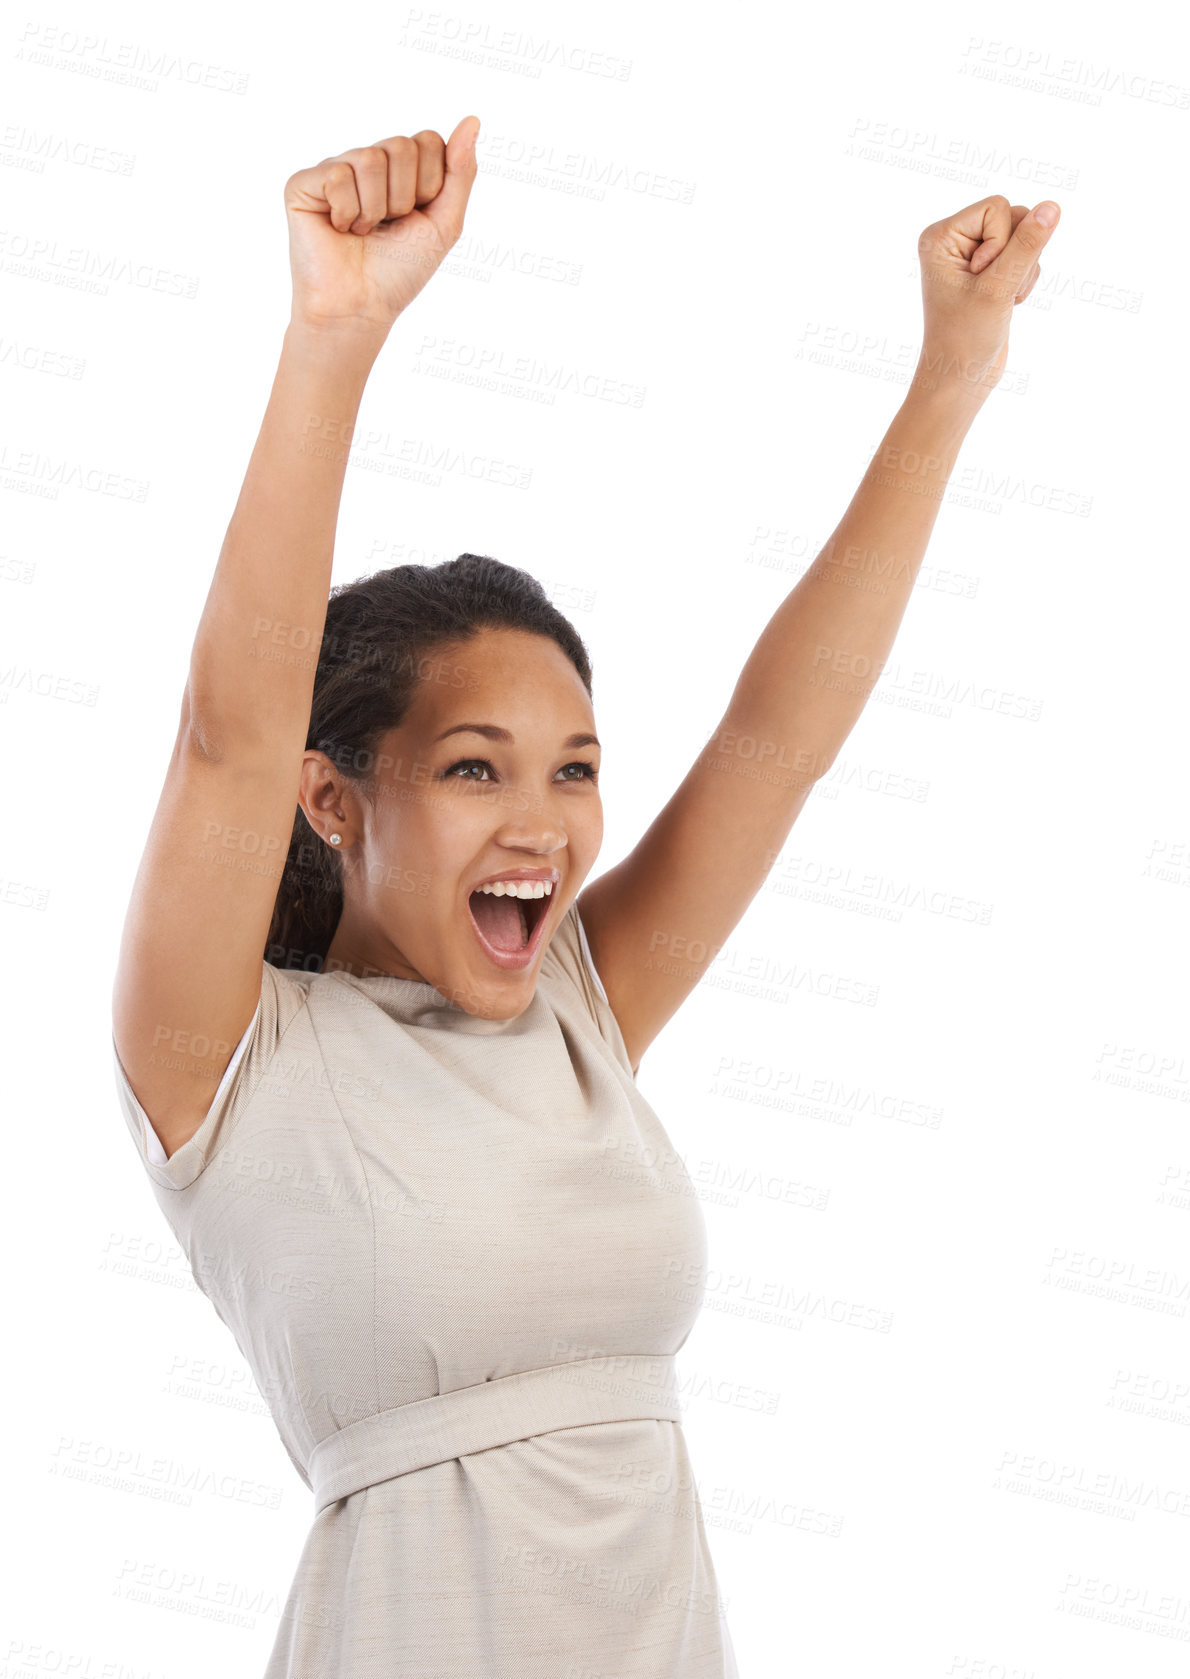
110, 115, 1059, 1676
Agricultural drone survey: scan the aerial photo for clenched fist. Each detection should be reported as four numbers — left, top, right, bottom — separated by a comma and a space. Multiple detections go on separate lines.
915, 194, 1061, 400
284, 116, 481, 335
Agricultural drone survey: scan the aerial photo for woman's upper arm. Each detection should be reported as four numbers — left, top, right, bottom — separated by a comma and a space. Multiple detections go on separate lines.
576, 757, 818, 1074
111, 687, 309, 1162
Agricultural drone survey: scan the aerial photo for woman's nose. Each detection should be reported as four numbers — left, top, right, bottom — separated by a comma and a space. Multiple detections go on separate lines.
492, 806, 566, 853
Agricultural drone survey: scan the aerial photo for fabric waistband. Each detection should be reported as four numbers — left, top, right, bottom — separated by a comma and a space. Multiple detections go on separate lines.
308, 1353, 683, 1514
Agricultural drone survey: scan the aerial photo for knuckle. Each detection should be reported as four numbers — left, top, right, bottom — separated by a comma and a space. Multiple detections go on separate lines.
357, 145, 389, 171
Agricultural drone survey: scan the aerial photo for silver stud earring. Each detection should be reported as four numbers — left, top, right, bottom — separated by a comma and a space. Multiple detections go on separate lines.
328, 832, 342, 846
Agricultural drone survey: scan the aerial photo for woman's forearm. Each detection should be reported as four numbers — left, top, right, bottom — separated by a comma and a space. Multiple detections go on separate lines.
185, 317, 389, 760
720, 374, 986, 783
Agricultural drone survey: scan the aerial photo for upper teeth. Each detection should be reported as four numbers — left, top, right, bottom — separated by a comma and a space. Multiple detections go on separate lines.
477, 880, 553, 898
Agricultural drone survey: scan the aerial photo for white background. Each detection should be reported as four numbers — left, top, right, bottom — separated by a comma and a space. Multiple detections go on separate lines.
4, 1, 1189, 1675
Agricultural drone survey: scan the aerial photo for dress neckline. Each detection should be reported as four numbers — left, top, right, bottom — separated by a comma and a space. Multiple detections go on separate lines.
326, 963, 541, 1034
268, 959, 440, 992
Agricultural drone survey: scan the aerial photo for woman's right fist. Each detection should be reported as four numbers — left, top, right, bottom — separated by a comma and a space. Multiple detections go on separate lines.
284, 116, 480, 334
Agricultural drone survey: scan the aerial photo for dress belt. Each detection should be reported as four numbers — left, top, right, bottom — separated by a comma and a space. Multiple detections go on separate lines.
308, 1353, 683, 1515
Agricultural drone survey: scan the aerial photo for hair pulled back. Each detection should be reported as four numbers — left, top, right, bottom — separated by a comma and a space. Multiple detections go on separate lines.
265, 553, 593, 973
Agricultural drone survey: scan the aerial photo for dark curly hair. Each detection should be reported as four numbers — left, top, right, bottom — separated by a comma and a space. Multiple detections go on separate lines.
264, 553, 594, 973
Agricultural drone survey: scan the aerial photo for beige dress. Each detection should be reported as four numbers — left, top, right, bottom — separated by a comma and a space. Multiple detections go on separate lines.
111, 901, 739, 1677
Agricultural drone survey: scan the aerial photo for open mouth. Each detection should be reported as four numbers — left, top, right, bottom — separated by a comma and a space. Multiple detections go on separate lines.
466, 887, 553, 969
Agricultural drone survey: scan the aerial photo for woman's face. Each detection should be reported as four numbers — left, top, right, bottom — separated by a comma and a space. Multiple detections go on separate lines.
306, 627, 603, 1018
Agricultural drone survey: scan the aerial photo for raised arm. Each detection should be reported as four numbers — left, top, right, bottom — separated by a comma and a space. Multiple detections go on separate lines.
112, 118, 480, 1159
578, 194, 1062, 1074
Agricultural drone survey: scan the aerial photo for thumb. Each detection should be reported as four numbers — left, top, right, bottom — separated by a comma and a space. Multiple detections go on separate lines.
973, 200, 1060, 292
422, 115, 480, 241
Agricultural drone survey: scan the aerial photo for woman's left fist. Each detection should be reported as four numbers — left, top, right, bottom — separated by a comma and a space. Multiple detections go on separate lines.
914, 194, 1061, 401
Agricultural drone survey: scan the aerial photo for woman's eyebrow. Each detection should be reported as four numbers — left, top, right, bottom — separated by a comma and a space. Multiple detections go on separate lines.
433, 722, 600, 749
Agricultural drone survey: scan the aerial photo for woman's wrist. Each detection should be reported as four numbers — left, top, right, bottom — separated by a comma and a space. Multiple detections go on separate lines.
905, 349, 993, 426
283, 313, 394, 376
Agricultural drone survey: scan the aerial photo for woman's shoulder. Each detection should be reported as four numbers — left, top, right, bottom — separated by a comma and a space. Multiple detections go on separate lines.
539, 900, 634, 1078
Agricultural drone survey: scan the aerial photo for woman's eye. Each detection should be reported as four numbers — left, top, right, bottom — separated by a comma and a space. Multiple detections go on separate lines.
442, 759, 598, 783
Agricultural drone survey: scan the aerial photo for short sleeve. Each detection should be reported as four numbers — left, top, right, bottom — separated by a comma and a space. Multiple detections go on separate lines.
111, 961, 311, 1192
542, 902, 636, 1080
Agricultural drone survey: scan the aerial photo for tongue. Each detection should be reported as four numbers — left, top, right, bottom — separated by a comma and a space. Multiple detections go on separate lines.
470, 891, 529, 951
